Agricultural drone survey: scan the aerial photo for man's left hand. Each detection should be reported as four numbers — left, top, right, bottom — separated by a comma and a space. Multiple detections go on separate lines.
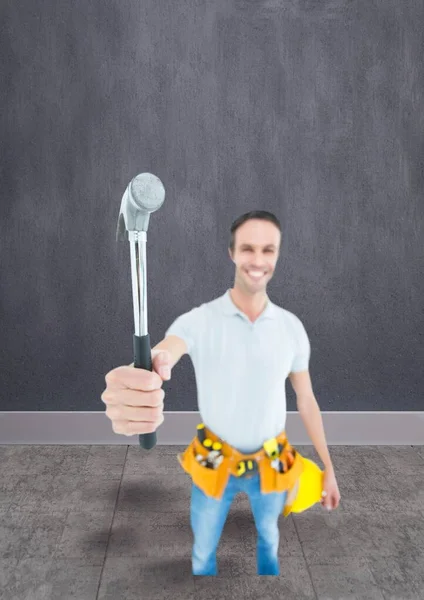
321, 468, 341, 511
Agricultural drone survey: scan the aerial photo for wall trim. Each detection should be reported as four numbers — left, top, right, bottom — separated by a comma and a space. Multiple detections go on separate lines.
0, 411, 423, 445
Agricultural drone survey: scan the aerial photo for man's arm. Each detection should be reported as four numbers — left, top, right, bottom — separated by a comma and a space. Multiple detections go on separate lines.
129, 335, 188, 370
288, 369, 334, 473
153, 335, 188, 368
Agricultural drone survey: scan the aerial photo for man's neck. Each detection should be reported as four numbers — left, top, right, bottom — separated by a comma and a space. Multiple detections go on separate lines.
229, 287, 269, 320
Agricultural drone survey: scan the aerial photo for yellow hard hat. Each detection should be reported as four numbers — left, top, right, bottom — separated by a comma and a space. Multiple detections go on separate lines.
283, 455, 324, 517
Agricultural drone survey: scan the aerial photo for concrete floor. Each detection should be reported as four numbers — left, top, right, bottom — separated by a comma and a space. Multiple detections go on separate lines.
1, 444, 423, 600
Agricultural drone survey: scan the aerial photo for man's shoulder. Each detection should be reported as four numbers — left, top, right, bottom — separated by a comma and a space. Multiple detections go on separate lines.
188, 291, 226, 313
272, 304, 306, 332
176, 294, 218, 320
273, 303, 300, 322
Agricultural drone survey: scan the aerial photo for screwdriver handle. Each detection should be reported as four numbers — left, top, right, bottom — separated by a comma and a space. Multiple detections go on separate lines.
133, 333, 157, 450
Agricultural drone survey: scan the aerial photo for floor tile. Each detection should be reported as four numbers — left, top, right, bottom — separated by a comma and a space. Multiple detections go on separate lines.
366, 553, 424, 599
53, 510, 114, 564
97, 556, 196, 600
1, 557, 102, 600
107, 510, 193, 558
117, 472, 191, 513
308, 557, 385, 600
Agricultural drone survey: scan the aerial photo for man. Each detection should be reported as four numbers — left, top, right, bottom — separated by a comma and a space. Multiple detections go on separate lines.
102, 210, 341, 576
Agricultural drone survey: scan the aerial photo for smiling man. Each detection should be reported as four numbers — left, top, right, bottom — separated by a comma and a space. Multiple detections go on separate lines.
158, 210, 341, 576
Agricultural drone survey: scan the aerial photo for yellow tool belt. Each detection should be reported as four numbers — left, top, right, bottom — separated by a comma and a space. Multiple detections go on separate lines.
177, 424, 304, 500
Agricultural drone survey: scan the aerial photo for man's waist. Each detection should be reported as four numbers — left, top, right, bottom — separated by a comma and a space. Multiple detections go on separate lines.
195, 423, 289, 461
199, 422, 286, 455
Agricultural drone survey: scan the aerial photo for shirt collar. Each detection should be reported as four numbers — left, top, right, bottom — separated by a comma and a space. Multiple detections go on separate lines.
220, 289, 277, 321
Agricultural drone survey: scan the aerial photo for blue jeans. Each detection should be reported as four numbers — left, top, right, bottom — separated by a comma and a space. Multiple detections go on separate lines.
190, 472, 288, 576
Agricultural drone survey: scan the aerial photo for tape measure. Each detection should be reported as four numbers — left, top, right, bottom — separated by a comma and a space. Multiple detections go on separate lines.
237, 459, 258, 477
263, 437, 284, 460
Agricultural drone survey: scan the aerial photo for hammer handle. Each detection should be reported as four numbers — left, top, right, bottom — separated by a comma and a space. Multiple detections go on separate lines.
133, 333, 157, 450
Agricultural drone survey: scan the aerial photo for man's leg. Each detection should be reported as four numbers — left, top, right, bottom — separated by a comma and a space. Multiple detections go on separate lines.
244, 475, 287, 575
190, 476, 237, 575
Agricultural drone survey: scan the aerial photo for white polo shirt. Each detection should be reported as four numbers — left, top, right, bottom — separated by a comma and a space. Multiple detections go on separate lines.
165, 288, 311, 453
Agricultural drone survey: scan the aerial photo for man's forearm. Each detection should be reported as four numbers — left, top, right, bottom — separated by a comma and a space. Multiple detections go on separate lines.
297, 397, 334, 472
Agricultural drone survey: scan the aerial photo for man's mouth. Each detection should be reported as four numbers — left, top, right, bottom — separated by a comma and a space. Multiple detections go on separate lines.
246, 270, 266, 281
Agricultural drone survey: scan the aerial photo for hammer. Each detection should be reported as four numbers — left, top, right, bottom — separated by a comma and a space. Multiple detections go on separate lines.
116, 173, 166, 450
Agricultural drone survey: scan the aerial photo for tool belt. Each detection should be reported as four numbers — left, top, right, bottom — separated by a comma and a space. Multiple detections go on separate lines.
177, 423, 304, 501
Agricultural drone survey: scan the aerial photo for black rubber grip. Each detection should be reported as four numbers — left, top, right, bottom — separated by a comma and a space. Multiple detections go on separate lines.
133, 333, 157, 450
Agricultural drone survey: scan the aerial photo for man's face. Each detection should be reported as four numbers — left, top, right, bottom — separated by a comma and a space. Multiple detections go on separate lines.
228, 219, 281, 292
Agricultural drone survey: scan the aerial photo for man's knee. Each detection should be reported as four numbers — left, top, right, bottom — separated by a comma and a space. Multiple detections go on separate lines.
255, 516, 279, 543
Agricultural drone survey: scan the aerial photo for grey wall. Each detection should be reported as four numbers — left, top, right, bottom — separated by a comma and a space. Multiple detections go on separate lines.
1, 0, 423, 413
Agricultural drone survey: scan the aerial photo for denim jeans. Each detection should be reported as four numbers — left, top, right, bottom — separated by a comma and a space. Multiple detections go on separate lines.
190, 472, 288, 576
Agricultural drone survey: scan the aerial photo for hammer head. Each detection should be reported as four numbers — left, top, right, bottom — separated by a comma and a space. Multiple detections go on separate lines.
116, 173, 166, 241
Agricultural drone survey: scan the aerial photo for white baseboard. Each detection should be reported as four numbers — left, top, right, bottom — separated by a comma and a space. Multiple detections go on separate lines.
0, 411, 423, 445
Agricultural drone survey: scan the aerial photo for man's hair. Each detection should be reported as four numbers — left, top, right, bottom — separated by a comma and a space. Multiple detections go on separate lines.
229, 211, 282, 253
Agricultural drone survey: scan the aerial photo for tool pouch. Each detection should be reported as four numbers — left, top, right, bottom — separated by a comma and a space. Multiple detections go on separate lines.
273, 447, 304, 494
257, 442, 304, 494
177, 436, 231, 500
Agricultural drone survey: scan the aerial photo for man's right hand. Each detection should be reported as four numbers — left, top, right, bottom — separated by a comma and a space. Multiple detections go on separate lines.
101, 350, 172, 436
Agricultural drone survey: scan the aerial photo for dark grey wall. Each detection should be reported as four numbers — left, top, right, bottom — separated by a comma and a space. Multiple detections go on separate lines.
1, 0, 423, 413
